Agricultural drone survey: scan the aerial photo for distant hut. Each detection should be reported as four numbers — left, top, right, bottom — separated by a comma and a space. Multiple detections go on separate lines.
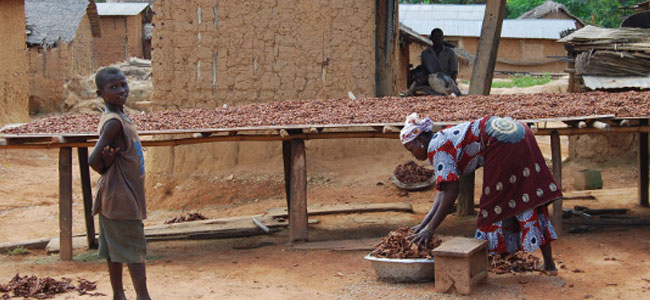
24, 0, 101, 114
95, 2, 153, 67
518, 1, 585, 29
0, 0, 29, 125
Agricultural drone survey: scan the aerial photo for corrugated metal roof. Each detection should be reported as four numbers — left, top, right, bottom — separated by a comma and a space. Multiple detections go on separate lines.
401, 18, 576, 40
25, 0, 92, 45
400, 4, 485, 21
96, 2, 149, 16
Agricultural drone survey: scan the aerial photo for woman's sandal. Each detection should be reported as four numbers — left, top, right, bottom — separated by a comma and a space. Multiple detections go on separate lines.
538, 267, 559, 276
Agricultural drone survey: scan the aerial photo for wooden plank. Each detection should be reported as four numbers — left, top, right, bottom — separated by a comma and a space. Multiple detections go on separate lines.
468, 0, 506, 95
77, 147, 97, 249
289, 139, 308, 242
0, 238, 51, 252
640, 119, 649, 207
432, 237, 487, 258
550, 130, 563, 233
58, 147, 73, 260
563, 217, 650, 226
291, 238, 379, 251
265, 202, 414, 219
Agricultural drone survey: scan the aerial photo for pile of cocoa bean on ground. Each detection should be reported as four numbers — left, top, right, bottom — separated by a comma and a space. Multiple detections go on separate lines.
164, 212, 207, 224
371, 227, 442, 259
3, 91, 649, 135
394, 161, 434, 184
0, 274, 104, 299
489, 251, 542, 274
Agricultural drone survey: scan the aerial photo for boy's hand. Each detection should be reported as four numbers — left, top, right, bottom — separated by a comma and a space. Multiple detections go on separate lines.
101, 145, 120, 169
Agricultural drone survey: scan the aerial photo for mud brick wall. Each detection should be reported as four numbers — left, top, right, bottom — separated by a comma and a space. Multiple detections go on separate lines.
27, 14, 97, 114
0, 0, 29, 126
151, 0, 376, 108
95, 14, 145, 67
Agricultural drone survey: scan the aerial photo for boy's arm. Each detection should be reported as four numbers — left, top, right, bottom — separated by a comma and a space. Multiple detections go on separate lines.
89, 120, 123, 174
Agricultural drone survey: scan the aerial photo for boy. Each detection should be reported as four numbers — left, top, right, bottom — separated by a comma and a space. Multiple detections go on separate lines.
89, 67, 151, 300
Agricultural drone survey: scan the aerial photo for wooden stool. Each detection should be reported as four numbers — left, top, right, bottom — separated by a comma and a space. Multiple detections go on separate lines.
432, 237, 488, 295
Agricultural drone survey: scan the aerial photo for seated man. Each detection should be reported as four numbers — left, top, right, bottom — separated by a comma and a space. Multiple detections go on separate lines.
421, 28, 458, 82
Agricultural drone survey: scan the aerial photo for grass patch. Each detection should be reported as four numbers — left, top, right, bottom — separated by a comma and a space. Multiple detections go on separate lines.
7, 246, 30, 256
492, 74, 551, 88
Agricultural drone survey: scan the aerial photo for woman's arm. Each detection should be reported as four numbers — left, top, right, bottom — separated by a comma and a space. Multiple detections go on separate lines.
412, 190, 444, 233
410, 181, 460, 247
89, 120, 122, 174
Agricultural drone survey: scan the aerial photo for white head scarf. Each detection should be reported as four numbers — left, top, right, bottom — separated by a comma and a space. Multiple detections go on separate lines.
400, 113, 433, 144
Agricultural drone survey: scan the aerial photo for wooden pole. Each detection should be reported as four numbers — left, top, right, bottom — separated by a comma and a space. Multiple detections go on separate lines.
550, 130, 563, 232
289, 139, 308, 242
468, 0, 506, 95
282, 141, 292, 209
456, 173, 475, 217
639, 119, 649, 207
77, 147, 97, 249
458, 0, 505, 215
59, 147, 73, 260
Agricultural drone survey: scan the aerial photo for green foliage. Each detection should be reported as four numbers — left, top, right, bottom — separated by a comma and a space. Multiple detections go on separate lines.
491, 74, 551, 88
506, 0, 639, 28
7, 246, 30, 256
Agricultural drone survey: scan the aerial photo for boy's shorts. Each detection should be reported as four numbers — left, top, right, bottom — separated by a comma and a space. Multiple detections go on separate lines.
97, 214, 146, 264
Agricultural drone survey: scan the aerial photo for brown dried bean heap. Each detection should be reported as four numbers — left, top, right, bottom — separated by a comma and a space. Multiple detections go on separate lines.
0, 274, 104, 299
164, 212, 207, 224
394, 161, 434, 184
3, 91, 650, 135
371, 227, 442, 259
489, 251, 542, 274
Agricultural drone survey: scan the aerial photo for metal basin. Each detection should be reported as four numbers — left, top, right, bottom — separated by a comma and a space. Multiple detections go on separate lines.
364, 254, 435, 283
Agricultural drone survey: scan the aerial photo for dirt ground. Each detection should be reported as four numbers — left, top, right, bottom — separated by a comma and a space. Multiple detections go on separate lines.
2, 131, 650, 300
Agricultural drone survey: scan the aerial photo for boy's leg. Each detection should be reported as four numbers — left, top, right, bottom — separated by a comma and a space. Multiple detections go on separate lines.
107, 258, 127, 300
540, 242, 557, 272
127, 263, 151, 300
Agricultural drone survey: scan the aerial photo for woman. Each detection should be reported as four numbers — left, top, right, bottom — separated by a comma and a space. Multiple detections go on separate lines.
401, 113, 560, 274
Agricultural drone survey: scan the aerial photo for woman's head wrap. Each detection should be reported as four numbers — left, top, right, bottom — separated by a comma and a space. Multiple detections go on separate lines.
400, 113, 433, 144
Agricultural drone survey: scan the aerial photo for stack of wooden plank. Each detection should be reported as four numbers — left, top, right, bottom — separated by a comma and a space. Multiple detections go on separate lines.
559, 25, 650, 77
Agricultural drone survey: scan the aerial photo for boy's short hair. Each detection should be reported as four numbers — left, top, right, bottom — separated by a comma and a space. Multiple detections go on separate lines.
95, 67, 124, 90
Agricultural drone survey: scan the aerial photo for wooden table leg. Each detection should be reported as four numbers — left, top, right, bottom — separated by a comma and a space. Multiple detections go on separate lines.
77, 147, 97, 249
282, 140, 292, 209
289, 139, 308, 242
59, 147, 73, 260
550, 130, 563, 232
456, 172, 475, 217
639, 119, 649, 207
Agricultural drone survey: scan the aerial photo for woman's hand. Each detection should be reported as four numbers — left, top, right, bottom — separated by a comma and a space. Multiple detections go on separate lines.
411, 223, 425, 233
408, 226, 435, 248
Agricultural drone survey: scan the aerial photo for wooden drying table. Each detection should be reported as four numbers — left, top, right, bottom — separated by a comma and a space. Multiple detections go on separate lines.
1, 114, 649, 261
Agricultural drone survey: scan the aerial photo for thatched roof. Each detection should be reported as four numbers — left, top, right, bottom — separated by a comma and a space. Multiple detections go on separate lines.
518, 1, 585, 27
25, 0, 101, 46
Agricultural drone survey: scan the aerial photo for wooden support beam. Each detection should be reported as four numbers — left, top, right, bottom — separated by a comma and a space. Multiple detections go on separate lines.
289, 139, 308, 242
282, 141, 292, 209
550, 130, 563, 232
59, 147, 73, 260
468, 0, 506, 95
639, 119, 649, 207
77, 147, 97, 249
456, 173, 475, 217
